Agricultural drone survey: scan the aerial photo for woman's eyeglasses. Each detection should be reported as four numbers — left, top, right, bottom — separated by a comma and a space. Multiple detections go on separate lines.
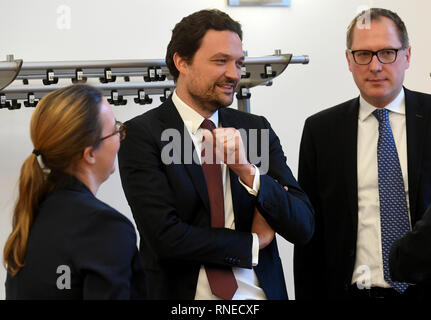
100, 120, 126, 141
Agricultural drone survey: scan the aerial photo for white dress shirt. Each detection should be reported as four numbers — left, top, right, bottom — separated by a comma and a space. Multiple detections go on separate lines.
172, 91, 267, 300
352, 88, 412, 288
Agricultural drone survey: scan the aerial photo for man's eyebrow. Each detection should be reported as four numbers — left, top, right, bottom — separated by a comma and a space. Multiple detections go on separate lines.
210, 53, 245, 61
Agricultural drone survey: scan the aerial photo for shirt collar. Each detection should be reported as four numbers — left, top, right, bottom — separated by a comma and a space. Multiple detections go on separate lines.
172, 90, 219, 134
358, 88, 405, 121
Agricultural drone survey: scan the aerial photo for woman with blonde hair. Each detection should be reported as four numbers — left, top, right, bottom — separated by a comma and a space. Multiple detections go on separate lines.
3, 84, 145, 299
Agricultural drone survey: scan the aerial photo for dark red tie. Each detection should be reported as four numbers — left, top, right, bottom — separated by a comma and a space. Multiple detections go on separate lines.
200, 118, 238, 300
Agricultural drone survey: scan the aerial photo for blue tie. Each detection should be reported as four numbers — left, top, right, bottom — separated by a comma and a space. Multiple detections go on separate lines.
373, 108, 410, 293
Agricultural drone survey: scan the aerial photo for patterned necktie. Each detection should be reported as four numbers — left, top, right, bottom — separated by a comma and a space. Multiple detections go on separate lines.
373, 108, 410, 293
200, 118, 238, 300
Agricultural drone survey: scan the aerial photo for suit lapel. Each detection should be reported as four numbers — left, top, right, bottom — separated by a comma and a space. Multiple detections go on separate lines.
340, 98, 360, 230
158, 98, 210, 212
404, 88, 426, 222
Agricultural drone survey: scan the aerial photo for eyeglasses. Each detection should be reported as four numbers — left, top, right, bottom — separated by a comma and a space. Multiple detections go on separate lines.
100, 120, 126, 141
348, 48, 403, 65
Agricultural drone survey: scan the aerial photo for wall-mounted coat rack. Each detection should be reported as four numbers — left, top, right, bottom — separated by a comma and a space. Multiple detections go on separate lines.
0, 50, 309, 113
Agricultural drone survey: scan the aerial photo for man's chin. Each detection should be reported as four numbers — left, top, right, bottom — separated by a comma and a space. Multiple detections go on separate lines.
205, 101, 233, 111
216, 94, 234, 108
362, 89, 399, 107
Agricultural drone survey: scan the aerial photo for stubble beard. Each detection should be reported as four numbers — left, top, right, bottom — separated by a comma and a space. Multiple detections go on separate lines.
189, 81, 236, 115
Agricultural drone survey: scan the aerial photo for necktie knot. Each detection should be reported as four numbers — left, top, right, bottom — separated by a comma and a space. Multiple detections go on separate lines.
201, 119, 216, 132
373, 108, 389, 123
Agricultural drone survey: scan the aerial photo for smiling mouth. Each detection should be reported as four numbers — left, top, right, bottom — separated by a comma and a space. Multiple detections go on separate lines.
216, 83, 236, 93
218, 83, 235, 87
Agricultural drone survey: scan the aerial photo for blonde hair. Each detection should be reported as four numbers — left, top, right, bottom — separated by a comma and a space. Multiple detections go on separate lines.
3, 84, 103, 276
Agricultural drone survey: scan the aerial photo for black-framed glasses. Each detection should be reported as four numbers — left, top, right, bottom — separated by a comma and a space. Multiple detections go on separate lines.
348, 48, 403, 65
100, 120, 126, 141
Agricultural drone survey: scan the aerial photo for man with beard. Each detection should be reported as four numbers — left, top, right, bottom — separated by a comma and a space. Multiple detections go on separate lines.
118, 9, 314, 300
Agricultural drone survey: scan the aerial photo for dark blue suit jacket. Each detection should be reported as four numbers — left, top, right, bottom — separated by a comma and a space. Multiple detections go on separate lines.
5, 176, 145, 300
294, 88, 431, 299
118, 98, 314, 300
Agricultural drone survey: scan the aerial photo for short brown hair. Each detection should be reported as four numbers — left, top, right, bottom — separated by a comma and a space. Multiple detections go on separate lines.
165, 9, 242, 81
346, 8, 409, 49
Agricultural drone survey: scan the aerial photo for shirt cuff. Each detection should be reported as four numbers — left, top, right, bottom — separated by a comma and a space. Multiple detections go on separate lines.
238, 165, 260, 196
252, 233, 259, 266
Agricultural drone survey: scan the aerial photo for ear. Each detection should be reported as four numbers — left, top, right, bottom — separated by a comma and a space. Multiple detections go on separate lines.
82, 146, 96, 165
345, 49, 353, 72
404, 45, 411, 69
173, 52, 189, 77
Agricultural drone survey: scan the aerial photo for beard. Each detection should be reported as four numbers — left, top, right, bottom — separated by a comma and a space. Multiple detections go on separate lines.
188, 77, 237, 113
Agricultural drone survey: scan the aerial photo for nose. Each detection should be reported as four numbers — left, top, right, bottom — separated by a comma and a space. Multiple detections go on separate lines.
368, 54, 383, 73
225, 61, 241, 83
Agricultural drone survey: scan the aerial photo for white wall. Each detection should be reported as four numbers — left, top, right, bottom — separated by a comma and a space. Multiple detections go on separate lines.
1, 0, 430, 300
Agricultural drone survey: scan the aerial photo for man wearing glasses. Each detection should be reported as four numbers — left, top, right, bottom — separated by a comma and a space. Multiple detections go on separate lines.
294, 8, 431, 300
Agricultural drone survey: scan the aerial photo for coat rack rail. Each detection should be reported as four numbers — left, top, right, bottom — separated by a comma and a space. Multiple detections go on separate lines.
0, 50, 309, 112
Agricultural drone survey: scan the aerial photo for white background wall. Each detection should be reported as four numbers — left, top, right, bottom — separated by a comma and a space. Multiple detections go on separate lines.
1, 0, 430, 300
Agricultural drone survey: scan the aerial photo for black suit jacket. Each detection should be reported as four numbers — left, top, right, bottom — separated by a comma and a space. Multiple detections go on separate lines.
118, 98, 314, 300
389, 204, 431, 298
294, 88, 431, 299
5, 176, 145, 300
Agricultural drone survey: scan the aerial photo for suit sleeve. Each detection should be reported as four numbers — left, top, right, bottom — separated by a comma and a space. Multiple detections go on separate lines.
255, 116, 315, 245
294, 117, 326, 300
73, 210, 142, 300
118, 118, 253, 269
389, 205, 431, 284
